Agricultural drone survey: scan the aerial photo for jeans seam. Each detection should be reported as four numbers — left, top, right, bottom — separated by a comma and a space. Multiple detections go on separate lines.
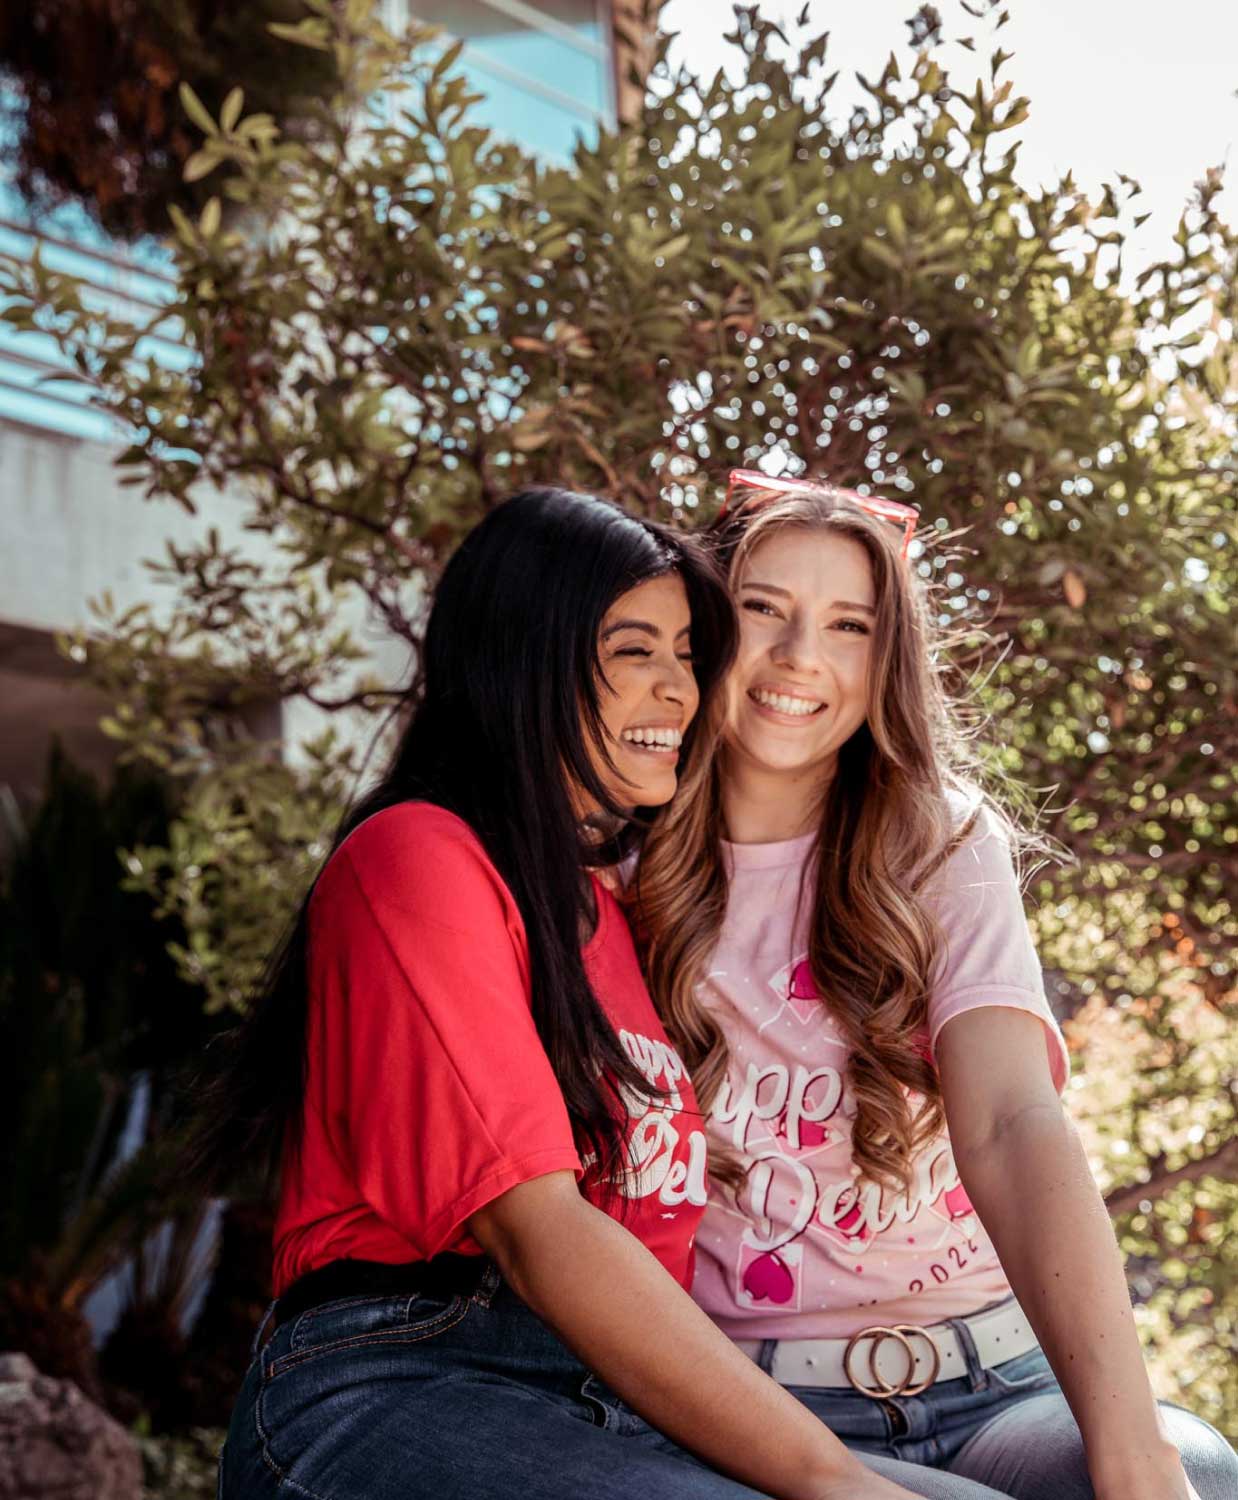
255, 1363, 335, 1500
267, 1297, 468, 1379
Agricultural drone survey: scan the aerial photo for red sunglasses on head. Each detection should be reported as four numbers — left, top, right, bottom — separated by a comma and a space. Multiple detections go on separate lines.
721, 468, 919, 560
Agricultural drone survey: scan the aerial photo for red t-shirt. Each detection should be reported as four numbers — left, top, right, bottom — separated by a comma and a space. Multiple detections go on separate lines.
272, 802, 707, 1295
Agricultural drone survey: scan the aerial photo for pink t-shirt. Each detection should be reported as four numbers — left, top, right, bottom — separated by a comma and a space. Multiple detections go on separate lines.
691, 802, 1069, 1340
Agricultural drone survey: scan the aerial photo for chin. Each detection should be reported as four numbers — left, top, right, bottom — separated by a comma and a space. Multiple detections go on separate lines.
634, 775, 679, 808
729, 726, 830, 777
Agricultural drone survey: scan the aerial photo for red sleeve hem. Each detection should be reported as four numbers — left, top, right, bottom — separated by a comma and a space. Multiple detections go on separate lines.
419, 1146, 584, 1259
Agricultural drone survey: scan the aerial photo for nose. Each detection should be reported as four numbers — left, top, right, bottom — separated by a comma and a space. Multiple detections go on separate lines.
654, 653, 698, 713
771, 612, 825, 676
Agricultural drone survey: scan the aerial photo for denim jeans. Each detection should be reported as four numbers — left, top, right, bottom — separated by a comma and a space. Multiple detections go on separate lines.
220, 1264, 1023, 1500
771, 1331, 1238, 1500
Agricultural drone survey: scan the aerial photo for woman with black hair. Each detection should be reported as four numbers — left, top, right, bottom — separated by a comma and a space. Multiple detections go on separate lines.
212, 489, 943, 1500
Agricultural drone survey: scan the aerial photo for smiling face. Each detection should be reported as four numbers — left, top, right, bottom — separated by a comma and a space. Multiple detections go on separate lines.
725, 525, 876, 791
590, 570, 699, 812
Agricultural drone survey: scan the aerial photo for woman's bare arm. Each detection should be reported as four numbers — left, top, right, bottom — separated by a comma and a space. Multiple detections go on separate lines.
937, 1007, 1198, 1500
469, 1173, 920, 1500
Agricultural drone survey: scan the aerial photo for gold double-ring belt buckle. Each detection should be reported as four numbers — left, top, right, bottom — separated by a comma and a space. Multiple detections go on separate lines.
842, 1323, 941, 1398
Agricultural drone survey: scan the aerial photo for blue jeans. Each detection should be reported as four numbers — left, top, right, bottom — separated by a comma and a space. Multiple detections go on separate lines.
219, 1267, 1238, 1499
221, 1265, 1009, 1499
774, 1337, 1238, 1499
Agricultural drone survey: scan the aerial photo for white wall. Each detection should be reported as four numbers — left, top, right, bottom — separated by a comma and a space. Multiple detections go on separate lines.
0, 417, 414, 799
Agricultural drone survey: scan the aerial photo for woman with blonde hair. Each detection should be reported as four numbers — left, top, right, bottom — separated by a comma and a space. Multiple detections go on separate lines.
632, 472, 1237, 1500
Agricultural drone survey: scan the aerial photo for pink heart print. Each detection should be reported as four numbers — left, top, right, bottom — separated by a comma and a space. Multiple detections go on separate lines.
742, 1250, 796, 1304
784, 959, 821, 1023
943, 1182, 974, 1219
834, 1199, 873, 1243
775, 1103, 831, 1149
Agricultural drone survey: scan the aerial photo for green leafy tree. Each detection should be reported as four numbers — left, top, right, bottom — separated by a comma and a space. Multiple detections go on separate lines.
2, 0, 1234, 1434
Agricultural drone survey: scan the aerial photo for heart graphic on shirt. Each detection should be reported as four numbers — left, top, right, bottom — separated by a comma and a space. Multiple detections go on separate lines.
742, 1250, 796, 1304
834, 1199, 874, 1243
774, 1108, 836, 1154
784, 959, 822, 1025
942, 1182, 974, 1220
924, 1178, 979, 1240
797, 1117, 832, 1148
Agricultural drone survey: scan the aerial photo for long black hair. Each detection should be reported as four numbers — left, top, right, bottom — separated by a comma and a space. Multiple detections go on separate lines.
191, 487, 736, 1195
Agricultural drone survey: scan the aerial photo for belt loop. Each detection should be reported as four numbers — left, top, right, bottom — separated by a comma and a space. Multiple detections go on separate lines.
472, 1259, 502, 1307
250, 1300, 278, 1361
756, 1339, 778, 1377
946, 1314, 987, 1393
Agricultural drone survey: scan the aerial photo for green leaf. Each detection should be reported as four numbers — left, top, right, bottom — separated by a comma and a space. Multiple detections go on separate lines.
267, 18, 332, 51
994, 99, 1030, 132
183, 150, 219, 184
166, 202, 196, 245
861, 235, 902, 271
220, 87, 244, 134
178, 82, 217, 137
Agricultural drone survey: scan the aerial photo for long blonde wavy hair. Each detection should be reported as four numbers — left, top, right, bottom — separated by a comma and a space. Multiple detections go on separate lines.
633, 487, 1022, 1194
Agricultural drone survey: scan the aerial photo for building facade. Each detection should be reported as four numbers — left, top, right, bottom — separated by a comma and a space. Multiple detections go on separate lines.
0, 0, 641, 808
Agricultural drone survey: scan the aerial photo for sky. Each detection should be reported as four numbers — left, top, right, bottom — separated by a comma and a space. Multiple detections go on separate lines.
660, 0, 1238, 275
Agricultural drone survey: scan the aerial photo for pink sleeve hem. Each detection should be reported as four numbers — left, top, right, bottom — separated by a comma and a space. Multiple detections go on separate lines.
930, 989, 1070, 1093
417, 1146, 584, 1259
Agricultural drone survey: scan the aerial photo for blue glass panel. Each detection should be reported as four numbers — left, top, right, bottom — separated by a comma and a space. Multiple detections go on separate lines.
458, 58, 600, 159
0, 96, 181, 438
412, 0, 610, 119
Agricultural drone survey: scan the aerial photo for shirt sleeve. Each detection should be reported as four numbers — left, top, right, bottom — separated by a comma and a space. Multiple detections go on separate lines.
306, 804, 582, 1258
923, 805, 1070, 1092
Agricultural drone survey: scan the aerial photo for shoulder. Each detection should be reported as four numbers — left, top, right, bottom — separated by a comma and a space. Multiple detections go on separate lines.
315, 802, 517, 929
922, 791, 1025, 911
940, 785, 1018, 861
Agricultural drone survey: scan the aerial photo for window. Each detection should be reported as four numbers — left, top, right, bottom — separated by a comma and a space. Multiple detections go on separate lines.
403, 0, 615, 159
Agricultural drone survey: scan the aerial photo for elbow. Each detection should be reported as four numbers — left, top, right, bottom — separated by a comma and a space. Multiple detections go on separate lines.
954, 1096, 1070, 1167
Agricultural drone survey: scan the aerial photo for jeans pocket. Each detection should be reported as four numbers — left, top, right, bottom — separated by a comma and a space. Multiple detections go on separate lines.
266, 1291, 468, 1380
985, 1345, 1058, 1395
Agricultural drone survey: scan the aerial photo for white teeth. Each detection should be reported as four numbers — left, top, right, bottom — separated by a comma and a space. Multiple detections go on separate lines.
751, 688, 823, 717
621, 726, 683, 750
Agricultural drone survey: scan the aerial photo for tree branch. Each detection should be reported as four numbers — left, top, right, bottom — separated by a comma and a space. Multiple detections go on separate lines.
1104, 1136, 1238, 1218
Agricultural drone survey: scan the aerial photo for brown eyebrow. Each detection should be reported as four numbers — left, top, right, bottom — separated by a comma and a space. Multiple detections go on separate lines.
601, 619, 692, 640
741, 581, 876, 616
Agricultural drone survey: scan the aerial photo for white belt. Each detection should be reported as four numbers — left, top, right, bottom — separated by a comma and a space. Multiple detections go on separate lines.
734, 1298, 1038, 1397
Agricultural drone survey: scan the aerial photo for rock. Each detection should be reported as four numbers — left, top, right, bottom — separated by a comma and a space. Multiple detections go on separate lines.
0, 1352, 142, 1500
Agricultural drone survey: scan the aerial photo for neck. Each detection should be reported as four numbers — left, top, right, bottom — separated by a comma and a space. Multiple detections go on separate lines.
720, 746, 833, 844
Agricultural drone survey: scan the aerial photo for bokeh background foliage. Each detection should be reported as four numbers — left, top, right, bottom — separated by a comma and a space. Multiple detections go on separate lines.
1, 0, 1234, 1438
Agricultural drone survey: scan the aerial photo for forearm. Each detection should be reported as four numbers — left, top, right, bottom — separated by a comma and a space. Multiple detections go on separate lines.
958, 1106, 1180, 1488
477, 1189, 861, 1500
